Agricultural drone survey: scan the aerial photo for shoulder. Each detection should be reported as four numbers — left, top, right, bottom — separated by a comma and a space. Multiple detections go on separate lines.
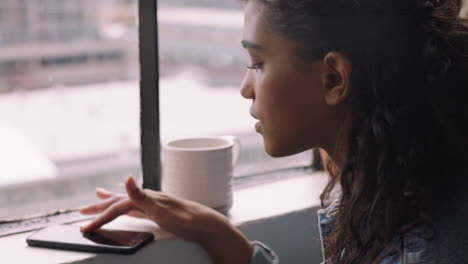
403, 228, 438, 263
381, 181, 468, 264
379, 227, 438, 264
317, 199, 439, 264
383, 180, 468, 264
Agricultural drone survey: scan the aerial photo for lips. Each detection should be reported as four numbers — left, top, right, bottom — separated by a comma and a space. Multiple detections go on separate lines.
255, 121, 262, 132
250, 108, 262, 132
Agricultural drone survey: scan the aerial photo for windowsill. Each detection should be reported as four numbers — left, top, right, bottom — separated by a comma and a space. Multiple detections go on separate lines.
1, 172, 328, 264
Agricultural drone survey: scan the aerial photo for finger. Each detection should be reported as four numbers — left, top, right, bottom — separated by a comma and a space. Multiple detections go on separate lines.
127, 211, 149, 219
79, 196, 121, 215
125, 175, 155, 210
96, 188, 114, 199
81, 199, 136, 233
96, 188, 126, 201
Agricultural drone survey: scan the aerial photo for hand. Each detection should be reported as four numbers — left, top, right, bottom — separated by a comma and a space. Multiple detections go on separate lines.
80, 176, 253, 263
81, 175, 222, 241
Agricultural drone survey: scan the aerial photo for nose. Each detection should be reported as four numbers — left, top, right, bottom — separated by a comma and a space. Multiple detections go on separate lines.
240, 72, 255, 100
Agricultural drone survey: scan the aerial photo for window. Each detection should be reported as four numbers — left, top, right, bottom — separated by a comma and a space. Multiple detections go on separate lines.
0, 0, 141, 220
0, 0, 313, 225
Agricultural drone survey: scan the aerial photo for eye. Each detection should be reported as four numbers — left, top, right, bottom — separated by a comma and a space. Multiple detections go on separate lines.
246, 62, 263, 71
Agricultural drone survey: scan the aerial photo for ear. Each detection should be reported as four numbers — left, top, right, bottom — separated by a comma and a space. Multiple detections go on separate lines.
320, 51, 352, 106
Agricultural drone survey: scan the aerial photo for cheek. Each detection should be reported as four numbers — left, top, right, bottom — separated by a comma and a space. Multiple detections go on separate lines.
257, 72, 325, 156
254, 73, 288, 124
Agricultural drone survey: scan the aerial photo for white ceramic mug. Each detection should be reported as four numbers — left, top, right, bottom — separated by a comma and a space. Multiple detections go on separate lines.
161, 136, 240, 213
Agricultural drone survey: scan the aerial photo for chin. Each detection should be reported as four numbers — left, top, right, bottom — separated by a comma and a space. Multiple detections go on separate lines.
264, 148, 286, 158
263, 140, 303, 158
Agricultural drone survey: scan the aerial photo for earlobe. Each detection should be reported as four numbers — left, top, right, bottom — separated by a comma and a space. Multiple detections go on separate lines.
321, 52, 352, 106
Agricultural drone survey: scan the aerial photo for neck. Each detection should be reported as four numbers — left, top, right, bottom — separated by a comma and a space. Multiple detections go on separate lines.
322, 113, 350, 172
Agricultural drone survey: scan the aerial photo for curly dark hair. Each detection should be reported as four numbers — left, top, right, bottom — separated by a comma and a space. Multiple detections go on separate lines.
244, 0, 468, 263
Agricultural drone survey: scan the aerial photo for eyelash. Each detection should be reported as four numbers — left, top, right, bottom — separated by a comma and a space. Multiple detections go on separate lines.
246, 63, 263, 71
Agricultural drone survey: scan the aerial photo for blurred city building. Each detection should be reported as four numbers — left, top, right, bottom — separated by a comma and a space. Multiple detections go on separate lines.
0, 0, 245, 94
0, 0, 137, 92
158, 0, 241, 9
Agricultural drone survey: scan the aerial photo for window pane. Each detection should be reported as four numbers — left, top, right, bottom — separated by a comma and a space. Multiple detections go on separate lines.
0, 0, 141, 219
158, 1, 312, 178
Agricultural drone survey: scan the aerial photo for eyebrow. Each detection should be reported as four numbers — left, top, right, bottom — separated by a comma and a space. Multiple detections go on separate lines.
241, 40, 263, 50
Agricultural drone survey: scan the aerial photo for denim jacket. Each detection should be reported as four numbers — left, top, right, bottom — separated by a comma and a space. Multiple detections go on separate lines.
250, 181, 468, 264
317, 200, 438, 264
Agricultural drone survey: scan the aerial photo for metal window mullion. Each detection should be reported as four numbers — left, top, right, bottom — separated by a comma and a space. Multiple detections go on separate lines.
139, 0, 161, 191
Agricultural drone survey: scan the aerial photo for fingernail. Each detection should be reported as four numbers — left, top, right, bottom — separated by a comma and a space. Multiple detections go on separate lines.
126, 175, 137, 191
96, 187, 109, 193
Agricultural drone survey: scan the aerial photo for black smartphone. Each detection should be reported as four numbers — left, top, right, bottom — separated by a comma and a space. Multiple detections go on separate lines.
26, 225, 154, 255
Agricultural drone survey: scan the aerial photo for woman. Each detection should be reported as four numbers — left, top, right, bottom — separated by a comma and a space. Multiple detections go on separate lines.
80, 0, 468, 263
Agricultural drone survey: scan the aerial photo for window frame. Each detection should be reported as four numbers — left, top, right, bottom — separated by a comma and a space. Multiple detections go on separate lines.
139, 0, 161, 191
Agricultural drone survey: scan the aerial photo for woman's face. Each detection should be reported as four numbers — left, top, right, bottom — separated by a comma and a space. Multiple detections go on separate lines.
240, 1, 340, 157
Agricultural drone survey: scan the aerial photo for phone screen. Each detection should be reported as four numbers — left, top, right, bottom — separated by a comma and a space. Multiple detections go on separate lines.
27, 225, 154, 254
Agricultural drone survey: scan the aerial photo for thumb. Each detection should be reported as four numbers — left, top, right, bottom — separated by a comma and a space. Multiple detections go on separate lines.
125, 175, 151, 209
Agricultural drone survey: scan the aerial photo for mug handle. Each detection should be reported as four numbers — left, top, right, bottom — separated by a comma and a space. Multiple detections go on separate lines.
222, 135, 241, 166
